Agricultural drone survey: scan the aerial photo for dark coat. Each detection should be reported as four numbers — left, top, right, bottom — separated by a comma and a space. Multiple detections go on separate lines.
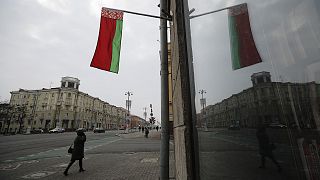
71, 133, 86, 160
256, 129, 272, 156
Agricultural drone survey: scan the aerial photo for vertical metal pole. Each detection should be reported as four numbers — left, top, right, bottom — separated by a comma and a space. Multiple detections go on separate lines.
160, 0, 169, 179
125, 91, 132, 133
127, 93, 130, 132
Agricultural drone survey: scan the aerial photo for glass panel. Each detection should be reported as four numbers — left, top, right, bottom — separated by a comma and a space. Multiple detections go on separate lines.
189, 0, 320, 179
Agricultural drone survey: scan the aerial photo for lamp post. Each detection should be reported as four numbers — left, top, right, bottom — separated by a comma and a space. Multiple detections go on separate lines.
143, 107, 147, 127
199, 89, 207, 131
116, 108, 120, 136
125, 91, 133, 133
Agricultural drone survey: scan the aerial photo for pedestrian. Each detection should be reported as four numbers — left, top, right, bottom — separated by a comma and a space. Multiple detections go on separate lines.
64, 130, 86, 176
138, 126, 141, 132
256, 126, 282, 172
142, 126, 145, 133
156, 126, 159, 132
145, 127, 149, 138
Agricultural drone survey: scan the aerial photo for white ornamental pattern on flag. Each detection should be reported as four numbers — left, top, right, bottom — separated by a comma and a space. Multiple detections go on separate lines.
102, 7, 123, 20
229, 3, 248, 16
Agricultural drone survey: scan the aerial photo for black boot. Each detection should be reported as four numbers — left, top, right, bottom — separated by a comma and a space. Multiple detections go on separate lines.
64, 160, 74, 176
63, 170, 68, 176
79, 159, 85, 172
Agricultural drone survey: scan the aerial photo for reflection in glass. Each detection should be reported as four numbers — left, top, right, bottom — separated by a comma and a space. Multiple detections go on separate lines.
189, 0, 320, 179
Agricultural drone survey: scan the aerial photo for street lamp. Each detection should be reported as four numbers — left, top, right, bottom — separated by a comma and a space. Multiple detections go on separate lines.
143, 107, 147, 127
199, 89, 207, 131
125, 91, 133, 133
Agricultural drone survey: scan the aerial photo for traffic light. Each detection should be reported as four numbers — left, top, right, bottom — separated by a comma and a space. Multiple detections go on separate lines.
149, 117, 156, 124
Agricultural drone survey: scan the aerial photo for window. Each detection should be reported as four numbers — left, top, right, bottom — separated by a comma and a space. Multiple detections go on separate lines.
68, 82, 74, 88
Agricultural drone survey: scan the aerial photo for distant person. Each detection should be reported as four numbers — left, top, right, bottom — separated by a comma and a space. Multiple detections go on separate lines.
256, 126, 282, 172
145, 127, 149, 138
64, 130, 86, 176
138, 126, 141, 132
142, 127, 145, 133
156, 126, 159, 132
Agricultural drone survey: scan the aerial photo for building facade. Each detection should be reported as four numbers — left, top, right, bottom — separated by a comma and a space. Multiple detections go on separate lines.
199, 72, 320, 130
130, 115, 147, 128
1, 77, 128, 133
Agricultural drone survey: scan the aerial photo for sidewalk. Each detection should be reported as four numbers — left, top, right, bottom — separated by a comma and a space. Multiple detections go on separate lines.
119, 130, 161, 140
53, 130, 175, 180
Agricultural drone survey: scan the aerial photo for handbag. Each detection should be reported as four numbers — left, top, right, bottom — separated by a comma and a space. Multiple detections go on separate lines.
68, 144, 74, 154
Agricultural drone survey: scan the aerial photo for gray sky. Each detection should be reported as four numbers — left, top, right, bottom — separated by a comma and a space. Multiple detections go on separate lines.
0, 0, 161, 121
1, 0, 320, 119
189, 0, 320, 111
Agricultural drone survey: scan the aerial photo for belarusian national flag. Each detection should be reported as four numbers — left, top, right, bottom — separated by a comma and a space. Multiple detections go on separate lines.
91, 8, 123, 73
228, 3, 261, 70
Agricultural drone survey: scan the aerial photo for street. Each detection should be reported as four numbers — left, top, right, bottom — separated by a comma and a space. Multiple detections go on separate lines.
0, 129, 314, 180
0, 130, 174, 180
198, 128, 306, 180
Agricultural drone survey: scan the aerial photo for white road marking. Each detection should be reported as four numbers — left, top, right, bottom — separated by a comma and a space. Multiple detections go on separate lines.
141, 158, 158, 163
0, 162, 21, 170
52, 163, 68, 168
21, 171, 55, 179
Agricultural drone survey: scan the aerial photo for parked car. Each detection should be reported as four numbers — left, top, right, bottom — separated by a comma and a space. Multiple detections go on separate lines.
93, 128, 105, 133
49, 127, 65, 133
30, 129, 44, 134
268, 123, 287, 129
76, 128, 87, 132
228, 125, 240, 130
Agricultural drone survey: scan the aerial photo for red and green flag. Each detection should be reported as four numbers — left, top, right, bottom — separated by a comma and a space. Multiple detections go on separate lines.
228, 3, 262, 70
91, 8, 124, 73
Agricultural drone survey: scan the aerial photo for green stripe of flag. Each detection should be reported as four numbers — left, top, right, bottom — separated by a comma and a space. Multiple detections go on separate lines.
110, 20, 123, 73
228, 16, 241, 70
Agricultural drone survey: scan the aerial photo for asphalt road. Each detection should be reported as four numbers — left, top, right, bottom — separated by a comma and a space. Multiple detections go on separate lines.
0, 129, 315, 180
0, 131, 122, 162
197, 129, 310, 180
0, 130, 169, 180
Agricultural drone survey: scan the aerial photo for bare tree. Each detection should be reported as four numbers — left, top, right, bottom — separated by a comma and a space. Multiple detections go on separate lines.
15, 105, 27, 134
0, 103, 13, 134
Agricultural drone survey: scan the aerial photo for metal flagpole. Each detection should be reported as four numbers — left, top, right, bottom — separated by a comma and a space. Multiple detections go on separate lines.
159, 0, 169, 179
106, 7, 172, 21
189, 3, 245, 19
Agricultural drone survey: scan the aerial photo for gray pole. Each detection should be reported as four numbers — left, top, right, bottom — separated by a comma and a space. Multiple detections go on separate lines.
160, 0, 169, 179
143, 107, 147, 125
125, 91, 132, 133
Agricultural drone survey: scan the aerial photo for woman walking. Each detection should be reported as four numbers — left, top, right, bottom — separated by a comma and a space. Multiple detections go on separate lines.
64, 130, 86, 176
145, 127, 149, 138
256, 126, 282, 172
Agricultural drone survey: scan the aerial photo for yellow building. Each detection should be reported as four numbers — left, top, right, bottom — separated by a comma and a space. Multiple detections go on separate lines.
2, 77, 127, 133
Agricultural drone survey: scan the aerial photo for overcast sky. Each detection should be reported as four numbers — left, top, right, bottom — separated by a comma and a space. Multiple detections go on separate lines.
189, 0, 320, 111
0, 0, 162, 121
1, 0, 320, 120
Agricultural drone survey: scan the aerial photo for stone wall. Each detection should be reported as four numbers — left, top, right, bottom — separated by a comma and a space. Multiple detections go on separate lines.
170, 0, 198, 179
